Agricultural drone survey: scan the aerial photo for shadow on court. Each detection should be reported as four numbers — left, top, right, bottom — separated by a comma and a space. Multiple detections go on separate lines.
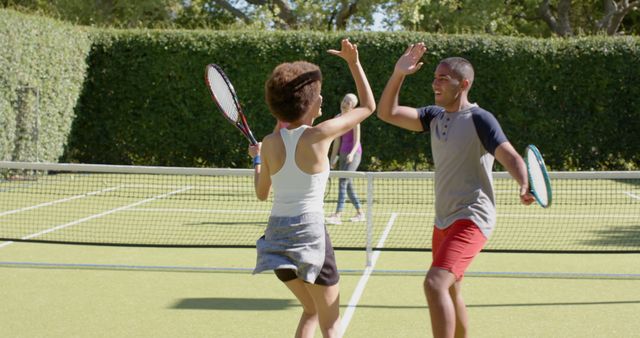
172, 298, 640, 311
172, 297, 294, 310
585, 225, 640, 249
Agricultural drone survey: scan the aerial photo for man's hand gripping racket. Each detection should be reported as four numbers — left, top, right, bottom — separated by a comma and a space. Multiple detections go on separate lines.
524, 144, 552, 208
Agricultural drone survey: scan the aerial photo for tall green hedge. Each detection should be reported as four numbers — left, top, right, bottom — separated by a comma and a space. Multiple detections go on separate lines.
0, 10, 91, 162
2, 9, 638, 170
64, 30, 639, 170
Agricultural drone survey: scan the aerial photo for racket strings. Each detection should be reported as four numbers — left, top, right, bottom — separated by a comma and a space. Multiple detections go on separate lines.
526, 147, 551, 207
207, 68, 240, 122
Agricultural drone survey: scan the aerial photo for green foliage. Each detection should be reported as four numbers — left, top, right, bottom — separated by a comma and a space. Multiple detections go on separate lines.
2, 9, 637, 170
61, 29, 639, 170
2, 0, 178, 28
465, 35, 640, 170
0, 9, 91, 162
394, 0, 640, 37
3, 0, 639, 36
409, 0, 547, 36
1, 0, 389, 31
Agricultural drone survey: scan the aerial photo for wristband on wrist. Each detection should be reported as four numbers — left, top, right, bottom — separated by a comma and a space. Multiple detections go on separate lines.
252, 155, 261, 167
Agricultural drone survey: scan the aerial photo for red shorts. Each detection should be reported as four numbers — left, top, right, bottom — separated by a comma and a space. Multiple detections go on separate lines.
431, 219, 487, 280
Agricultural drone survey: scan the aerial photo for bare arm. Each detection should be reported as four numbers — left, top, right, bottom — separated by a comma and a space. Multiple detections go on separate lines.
377, 43, 427, 132
329, 136, 341, 168
315, 39, 376, 141
249, 141, 272, 201
494, 142, 535, 206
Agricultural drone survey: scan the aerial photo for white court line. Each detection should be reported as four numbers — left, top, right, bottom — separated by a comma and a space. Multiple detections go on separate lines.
625, 192, 640, 200
341, 212, 397, 337
375, 211, 638, 219
132, 208, 639, 219
0, 187, 120, 217
129, 208, 269, 214
499, 213, 638, 219
122, 184, 251, 191
0, 186, 192, 249
3, 262, 639, 279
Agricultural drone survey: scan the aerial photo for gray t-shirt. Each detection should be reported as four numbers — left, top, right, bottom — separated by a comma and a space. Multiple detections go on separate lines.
418, 104, 508, 238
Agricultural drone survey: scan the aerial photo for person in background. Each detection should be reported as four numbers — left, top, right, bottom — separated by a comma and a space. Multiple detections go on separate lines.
325, 93, 365, 225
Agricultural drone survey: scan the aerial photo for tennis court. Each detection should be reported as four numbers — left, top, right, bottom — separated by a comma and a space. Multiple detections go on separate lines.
2, 247, 640, 337
1, 162, 639, 337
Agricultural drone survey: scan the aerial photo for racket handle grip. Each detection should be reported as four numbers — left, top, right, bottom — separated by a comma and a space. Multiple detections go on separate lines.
248, 132, 258, 145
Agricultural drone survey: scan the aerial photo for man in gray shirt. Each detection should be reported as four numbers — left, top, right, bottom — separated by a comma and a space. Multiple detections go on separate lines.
377, 42, 535, 338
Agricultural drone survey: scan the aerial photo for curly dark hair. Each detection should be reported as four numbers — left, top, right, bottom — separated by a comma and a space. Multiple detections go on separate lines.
265, 61, 322, 123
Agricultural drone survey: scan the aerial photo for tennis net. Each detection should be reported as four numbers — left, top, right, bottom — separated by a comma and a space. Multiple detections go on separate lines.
1, 161, 639, 253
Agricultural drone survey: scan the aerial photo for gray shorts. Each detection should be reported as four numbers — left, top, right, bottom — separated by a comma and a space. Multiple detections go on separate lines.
254, 212, 339, 285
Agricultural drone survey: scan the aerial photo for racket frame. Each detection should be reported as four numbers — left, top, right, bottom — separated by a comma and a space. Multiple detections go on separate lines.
525, 144, 552, 208
205, 64, 258, 145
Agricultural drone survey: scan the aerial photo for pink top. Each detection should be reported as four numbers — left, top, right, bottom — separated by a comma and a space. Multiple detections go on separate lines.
339, 128, 362, 154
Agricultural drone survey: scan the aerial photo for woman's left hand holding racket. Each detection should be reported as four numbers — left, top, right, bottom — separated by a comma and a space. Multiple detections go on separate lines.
248, 142, 262, 168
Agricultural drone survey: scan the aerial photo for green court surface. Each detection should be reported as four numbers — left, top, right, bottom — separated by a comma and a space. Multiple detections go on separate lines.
1, 243, 639, 337
1, 166, 639, 336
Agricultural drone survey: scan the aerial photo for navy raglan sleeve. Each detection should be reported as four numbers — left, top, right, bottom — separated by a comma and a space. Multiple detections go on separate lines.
418, 106, 445, 132
471, 108, 508, 155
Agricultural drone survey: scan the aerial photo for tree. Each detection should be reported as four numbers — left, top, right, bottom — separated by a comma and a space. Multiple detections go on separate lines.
1, 0, 386, 30
383, 0, 550, 36
539, 0, 639, 36
2, 0, 638, 35
397, 0, 639, 37
204, 0, 385, 30
594, 0, 639, 35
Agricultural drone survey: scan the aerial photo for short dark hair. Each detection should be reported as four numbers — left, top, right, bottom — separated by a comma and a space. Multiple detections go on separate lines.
265, 61, 322, 123
440, 57, 474, 85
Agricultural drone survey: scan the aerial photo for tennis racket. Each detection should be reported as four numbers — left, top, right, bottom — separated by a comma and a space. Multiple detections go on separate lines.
205, 64, 258, 145
525, 144, 552, 208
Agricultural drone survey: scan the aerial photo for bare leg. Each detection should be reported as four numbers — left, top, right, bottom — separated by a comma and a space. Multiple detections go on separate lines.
306, 283, 341, 338
449, 280, 468, 338
424, 267, 457, 338
283, 279, 319, 338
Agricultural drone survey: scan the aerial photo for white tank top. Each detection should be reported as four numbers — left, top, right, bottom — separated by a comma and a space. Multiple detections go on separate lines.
270, 126, 329, 217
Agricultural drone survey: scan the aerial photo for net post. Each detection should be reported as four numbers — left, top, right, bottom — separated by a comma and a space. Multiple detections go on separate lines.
365, 173, 374, 267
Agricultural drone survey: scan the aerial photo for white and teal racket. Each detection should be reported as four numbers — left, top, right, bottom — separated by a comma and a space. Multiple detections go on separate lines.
525, 144, 552, 208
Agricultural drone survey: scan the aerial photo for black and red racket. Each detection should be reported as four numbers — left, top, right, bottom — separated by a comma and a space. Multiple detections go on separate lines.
205, 64, 257, 145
